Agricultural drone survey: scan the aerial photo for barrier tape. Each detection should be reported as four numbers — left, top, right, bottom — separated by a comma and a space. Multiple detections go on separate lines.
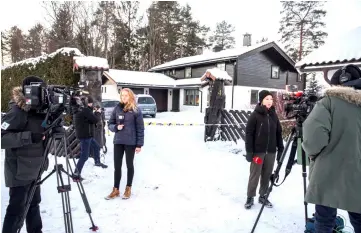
143, 119, 295, 127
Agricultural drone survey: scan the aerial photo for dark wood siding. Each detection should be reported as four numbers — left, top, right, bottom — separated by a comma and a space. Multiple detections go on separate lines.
149, 89, 168, 112
129, 88, 144, 95
236, 52, 288, 89
287, 72, 301, 87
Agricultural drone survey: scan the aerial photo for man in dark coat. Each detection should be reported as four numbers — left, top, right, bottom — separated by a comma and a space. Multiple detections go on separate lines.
302, 64, 361, 232
73, 96, 107, 181
1, 76, 47, 233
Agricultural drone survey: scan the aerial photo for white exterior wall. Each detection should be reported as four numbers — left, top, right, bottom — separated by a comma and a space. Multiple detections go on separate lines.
167, 89, 173, 111
101, 84, 119, 100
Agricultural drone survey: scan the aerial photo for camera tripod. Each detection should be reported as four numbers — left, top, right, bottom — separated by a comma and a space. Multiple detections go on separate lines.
16, 115, 99, 233
250, 116, 310, 233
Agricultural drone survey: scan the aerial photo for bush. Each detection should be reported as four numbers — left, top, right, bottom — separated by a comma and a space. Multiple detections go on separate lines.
273, 91, 295, 139
1, 48, 81, 112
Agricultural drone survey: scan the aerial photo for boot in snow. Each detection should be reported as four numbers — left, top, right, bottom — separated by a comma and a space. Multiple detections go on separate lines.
95, 162, 108, 168
259, 195, 273, 208
122, 186, 131, 199
105, 188, 120, 200
244, 197, 254, 209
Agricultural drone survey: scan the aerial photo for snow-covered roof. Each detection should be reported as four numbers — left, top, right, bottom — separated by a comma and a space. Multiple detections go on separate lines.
148, 41, 292, 71
1, 47, 82, 70
104, 69, 211, 88
296, 26, 361, 69
73, 56, 109, 70
104, 69, 176, 87
201, 68, 233, 82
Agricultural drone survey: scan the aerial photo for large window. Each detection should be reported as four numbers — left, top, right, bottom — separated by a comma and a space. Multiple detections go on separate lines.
217, 62, 226, 71
184, 89, 199, 106
185, 67, 192, 78
271, 65, 280, 79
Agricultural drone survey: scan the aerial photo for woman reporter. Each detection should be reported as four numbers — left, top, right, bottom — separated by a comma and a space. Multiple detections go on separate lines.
105, 88, 145, 200
244, 90, 284, 209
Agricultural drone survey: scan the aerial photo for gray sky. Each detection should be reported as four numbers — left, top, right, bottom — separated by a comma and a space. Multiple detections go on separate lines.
1, 0, 361, 47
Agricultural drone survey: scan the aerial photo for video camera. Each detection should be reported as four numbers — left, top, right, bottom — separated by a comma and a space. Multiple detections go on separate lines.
23, 82, 88, 115
282, 85, 319, 120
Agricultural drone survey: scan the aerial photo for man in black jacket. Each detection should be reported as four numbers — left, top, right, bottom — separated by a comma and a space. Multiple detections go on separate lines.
1, 76, 47, 233
73, 96, 107, 181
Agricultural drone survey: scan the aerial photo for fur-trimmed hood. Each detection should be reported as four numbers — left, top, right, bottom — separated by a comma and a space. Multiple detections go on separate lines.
11, 86, 31, 112
324, 86, 361, 107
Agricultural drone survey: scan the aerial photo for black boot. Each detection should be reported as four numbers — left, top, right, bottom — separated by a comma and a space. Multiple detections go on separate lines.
244, 197, 254, 209
259, 195, 273, 208
95, 162, 108, 168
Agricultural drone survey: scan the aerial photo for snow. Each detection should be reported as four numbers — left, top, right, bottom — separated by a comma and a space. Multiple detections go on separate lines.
296, 26, 361, 68
73, 56, 109, 70
1, 110, 355, 233
202, 67, 233, 81
148, 41, 284, 71
1, 47, 83, 70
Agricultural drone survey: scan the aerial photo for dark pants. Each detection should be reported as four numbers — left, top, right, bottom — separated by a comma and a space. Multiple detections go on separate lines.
113, 144, 136, 188
247, 153, 275, 197
2, 184, 42, 233
76, 138, 100, 174
315, 205, 361, 233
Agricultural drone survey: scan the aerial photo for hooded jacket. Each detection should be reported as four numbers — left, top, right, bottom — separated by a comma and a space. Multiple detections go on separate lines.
245, 104, 284, 155
1, 87, 48, 187
302, 86, 361, 214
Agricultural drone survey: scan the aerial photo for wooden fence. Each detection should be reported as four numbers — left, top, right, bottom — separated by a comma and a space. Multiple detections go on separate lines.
204, 109, 252, 143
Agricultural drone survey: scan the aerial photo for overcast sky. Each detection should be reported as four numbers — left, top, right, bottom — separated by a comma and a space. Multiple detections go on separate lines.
1, 0, 361, 48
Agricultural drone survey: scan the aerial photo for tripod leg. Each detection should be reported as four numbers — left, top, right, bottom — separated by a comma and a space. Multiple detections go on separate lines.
300, 138, 309, 222
67, 158, 99, 231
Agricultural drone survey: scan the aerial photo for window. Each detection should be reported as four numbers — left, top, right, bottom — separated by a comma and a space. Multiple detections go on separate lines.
185, 67, 192, 78
217, 62, 226, 71
184, 89, 199, 106
250, 90, 259, 105
271, 65, 280, 79
171, 69, 176, 75
137, 97, 155, 104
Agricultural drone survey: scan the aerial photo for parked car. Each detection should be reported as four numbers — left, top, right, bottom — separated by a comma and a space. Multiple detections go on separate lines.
102, 99, 119, 120
136, 94, 157, 118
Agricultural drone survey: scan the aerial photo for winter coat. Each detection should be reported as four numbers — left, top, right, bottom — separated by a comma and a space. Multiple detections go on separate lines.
73, 106, 101, 139
302, 86, 361, 214
1, 87, 48, 187
245, 104, 284, 155
94, 111, 105, 147
108, 103, 144, 147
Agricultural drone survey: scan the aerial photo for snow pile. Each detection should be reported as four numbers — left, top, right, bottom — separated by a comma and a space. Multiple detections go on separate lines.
73, 56, 109, 70
1, 47, 83, 70
1, 110, 355, 233
201, 67, 233, 82
175, 78, 206, 86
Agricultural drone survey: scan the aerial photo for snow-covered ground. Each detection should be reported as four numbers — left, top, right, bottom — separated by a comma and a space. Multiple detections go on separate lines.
1, 110, 355, 233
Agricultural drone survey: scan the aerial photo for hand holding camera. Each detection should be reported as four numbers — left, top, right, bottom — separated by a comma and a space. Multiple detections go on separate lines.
117, 124, 124, 130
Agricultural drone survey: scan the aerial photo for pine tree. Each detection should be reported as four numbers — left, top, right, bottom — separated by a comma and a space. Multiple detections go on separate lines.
209, 20, 235, 50
304, 73, 323, 97
278, 1, 328, 62
7, 26, 26, 62
25, 23, 45, 58
1, 31, 9, 66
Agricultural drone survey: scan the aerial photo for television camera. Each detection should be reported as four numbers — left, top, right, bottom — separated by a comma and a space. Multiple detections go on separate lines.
17, 82, 99, 233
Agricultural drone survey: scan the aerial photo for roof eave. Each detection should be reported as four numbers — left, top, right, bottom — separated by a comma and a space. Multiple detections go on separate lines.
148, 56, 238, 71
297, 60, 361, 72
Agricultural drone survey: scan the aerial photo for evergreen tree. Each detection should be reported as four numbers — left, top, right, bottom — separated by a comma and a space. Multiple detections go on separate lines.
7, 26, 26, 62
25, 23, 45, 58
209, 20, 235, 50
304, 73, 323, 97
278, 1, 328, 62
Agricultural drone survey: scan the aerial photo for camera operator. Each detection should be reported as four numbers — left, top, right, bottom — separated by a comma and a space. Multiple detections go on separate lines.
1, 76, 47, 233
302, 65, 361, 232
244, 90, 284, 209
73, 96, 108, 181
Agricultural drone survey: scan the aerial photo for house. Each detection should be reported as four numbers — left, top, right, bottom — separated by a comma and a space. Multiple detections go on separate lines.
148, 39, 300, 110
101, 69, 209, 112
296, 26, 361, 83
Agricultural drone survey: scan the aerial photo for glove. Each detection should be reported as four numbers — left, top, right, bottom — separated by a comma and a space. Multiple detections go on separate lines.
276, 150, 283, 163
246, 153, 254, 162
31, 133, 43, 143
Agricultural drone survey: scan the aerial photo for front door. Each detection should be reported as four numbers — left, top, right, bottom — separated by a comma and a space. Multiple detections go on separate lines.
172, 89, 180, 112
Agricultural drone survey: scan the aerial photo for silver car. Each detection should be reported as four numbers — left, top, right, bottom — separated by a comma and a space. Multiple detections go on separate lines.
102, 99, 119, 120
136, 94, 157, 118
